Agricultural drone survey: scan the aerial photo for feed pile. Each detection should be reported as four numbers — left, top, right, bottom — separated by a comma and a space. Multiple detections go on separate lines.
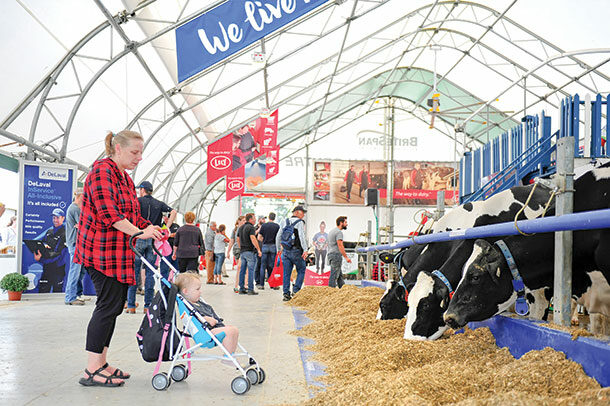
289, 286, 608, 405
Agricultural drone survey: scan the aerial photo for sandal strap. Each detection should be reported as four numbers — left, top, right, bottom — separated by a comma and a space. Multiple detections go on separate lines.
84, 366, 116, 384
111, 368, 128, 378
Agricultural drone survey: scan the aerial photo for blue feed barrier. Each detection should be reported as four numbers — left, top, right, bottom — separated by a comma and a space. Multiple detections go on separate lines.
358, 208, 610, 252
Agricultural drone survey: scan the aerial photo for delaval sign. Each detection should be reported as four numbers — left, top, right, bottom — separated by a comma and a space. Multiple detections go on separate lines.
176, 0, 330, 82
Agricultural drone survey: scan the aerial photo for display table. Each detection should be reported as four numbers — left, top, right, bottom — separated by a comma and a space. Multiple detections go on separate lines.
0, 254, 18, 300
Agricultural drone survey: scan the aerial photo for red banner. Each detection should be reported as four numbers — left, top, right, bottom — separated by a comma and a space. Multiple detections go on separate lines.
259, 109, 278, 155
304, 268, 330, 286
226, 166, 245, 202
265, 146, 279, 180
207, 134, 233, 184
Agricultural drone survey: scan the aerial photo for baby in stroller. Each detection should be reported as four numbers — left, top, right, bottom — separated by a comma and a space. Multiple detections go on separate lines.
174, 272, 239, 356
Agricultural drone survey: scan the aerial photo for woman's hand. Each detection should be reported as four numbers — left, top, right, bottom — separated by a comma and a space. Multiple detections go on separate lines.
138, 225, 163, 240
172, 253, 177, 261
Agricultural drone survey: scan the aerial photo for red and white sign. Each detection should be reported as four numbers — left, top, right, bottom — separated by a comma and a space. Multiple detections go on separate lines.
265, 146, 280, 180
304, 267, 330, 286
226, 166, 245, 201
393, 189, 456, 200
260, 109, 278, 156
207, 134, 233, 184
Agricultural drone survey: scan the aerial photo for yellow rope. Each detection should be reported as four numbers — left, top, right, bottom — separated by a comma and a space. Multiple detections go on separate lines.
513, 181, 557, 236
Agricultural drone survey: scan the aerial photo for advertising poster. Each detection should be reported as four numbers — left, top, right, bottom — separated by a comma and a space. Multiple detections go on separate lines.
231, 109, 279, 173
393, 161, 458, 206
226, 166, 245, 202
265, 146, 279, 180
313, 161, 331, 201
244, 157, 266, 191
19, 162, 75, 293
329, 161, 387, 205
207, 134, 233, 184
259, 109, 278, 155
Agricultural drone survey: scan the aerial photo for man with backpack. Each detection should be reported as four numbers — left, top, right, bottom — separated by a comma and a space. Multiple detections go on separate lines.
276, 206, 308, 302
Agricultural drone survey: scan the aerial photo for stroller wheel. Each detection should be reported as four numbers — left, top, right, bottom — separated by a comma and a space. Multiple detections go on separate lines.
245, 367, 259, 385
257, 367, 266, 384
152, 372, 170, 391
231, 376, 251, 395
171, 364, 188, 382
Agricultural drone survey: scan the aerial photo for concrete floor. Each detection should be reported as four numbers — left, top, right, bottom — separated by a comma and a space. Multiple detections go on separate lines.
0, 270, 309, 405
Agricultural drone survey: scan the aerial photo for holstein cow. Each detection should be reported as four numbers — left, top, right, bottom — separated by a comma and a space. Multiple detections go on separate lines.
572, 271, 610, 335
377, 184, 555, 320
444, 162, 610, 329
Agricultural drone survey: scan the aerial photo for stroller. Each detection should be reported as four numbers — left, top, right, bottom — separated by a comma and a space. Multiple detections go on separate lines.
129, 232, 266, 394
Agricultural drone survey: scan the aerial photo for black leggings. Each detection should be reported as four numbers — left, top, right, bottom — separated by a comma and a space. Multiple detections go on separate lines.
85, 267, 128, 354
178, 257, 199, 273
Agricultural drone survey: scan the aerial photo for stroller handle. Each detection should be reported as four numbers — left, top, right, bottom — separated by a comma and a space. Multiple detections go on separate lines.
151, 240, 164, 258
129, 231, 144, 257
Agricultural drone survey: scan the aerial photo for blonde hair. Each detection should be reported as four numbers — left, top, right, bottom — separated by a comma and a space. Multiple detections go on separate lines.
184, 211, 196, 223
104, 130, 144, 157
175, 272, 201, 292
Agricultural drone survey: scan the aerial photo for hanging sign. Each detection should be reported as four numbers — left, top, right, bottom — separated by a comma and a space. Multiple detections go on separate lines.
266, 146, 280, 180
176, 0, 330, 82
207, 134, 233, 184
260, 109, 278, 155
226, 166, 245, 201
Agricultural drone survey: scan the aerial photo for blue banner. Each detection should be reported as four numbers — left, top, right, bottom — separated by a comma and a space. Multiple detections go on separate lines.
176, 0, 329, 82
19, 162, 93, 295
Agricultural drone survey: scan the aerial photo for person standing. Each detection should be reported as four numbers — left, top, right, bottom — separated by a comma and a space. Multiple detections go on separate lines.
344, 165, 356, 202
358, 165, 370, 198
277, 206, 308, 301
327, 216, 351, 289
213, 224, 229, 284
204, 222, 217, 284
238, 213, 261, 295
257, 212, 280, 289
76, 130, 161, 387
254, 215, 266, 289
126, 180, 177, 313
312, 221, 328, 273
228, 216, 245, 293
172, 211, 204, 273
64, 188, 87, 305
34, 208, 68, 293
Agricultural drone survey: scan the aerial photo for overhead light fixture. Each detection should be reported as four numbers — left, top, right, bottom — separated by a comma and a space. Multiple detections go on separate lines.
251, 52, 266, 63
335, 0, 348, 5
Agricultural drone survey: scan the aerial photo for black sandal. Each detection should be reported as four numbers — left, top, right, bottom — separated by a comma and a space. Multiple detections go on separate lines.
102, 362, 131, 379
78, 365, 124, 387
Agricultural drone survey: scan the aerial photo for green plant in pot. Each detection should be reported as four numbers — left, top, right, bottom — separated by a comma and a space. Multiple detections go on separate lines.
0, 272, 30, 301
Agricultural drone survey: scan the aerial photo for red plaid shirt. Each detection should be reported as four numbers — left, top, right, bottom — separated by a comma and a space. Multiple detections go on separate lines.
75, 157, 150, 285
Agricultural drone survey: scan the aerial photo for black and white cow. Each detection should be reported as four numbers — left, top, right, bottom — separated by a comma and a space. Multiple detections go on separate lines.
444, 162, 610, 329
377, 184, 555, 320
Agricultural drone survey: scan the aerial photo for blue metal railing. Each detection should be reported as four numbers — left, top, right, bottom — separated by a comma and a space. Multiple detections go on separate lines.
357, 208, 610, 253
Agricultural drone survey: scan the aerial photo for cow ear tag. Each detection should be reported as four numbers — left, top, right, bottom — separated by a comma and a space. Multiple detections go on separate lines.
515, 296, 529, 316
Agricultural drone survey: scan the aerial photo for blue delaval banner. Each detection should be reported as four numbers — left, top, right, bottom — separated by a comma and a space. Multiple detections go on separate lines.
176, 0, 330, 82
19, 162, 93, 295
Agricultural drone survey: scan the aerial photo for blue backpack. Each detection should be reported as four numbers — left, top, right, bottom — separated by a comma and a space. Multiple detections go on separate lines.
280, 218, 303, 249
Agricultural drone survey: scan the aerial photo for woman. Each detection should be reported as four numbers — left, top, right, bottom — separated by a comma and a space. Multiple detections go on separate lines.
227, 215, 245, 293
75, 130, 162, 387
213, 224, 229, 284
172, 211, 204, 273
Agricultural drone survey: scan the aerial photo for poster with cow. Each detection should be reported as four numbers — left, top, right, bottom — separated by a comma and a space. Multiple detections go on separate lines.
329, 160, 388, 205
392, 161, 458, 206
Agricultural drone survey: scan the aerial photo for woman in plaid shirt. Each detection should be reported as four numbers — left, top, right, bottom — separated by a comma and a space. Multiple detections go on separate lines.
76, 130, 162, 387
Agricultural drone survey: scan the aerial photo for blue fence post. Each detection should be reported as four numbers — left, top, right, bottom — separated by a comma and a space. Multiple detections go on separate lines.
573, 94, 580, 157
606, 94, 610, 156
474, 148, 481, 191
591, 93, 602, 157
540, 111, 552, 172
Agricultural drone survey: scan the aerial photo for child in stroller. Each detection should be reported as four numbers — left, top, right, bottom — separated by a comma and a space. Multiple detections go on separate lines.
174, 272, 239, 357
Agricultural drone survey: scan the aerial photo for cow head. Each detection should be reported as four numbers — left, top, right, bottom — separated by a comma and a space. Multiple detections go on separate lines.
444, 239, 513, 329
404, 271, 451, 341
376, 280, 408, 320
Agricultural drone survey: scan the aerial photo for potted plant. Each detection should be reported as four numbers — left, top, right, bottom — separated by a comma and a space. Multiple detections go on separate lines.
0, 272, 30, 301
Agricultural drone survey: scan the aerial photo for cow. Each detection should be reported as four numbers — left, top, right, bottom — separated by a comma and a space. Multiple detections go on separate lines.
377, 184, 555, 320
444, 162, 610, 329
572, 271, 610, 335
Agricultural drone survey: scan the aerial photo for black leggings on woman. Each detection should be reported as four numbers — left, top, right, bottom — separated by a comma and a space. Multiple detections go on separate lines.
85, 267, 128, 353
178, 257, 199, 273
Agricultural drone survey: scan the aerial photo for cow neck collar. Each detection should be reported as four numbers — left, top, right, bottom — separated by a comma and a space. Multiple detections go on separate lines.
494, 240, 530, 316
395, 250, 410, 302
431, 270, 454, 299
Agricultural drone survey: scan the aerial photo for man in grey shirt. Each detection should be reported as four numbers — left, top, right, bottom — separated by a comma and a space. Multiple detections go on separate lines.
204, 222, 217, 284
276, 206, 309, 301
327, 216, 351, 289
64, 188, 87, 305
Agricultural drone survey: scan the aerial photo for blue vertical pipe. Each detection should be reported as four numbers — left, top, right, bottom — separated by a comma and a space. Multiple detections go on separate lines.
606, 94, 610, 156
474, 148, 481, 190
573, 94, 580, 156
560, 99, 565, 138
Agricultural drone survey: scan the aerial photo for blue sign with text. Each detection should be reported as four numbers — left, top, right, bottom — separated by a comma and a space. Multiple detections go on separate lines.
176, 0, 329, 82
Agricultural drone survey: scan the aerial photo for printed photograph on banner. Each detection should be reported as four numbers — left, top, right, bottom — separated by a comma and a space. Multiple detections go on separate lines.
392, 161, 458, 206
265, 146, 279, 180
312, 161, 331, 201
329, 160, 387, 205
231, 109, 278, 172
245, 157, 266, 191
